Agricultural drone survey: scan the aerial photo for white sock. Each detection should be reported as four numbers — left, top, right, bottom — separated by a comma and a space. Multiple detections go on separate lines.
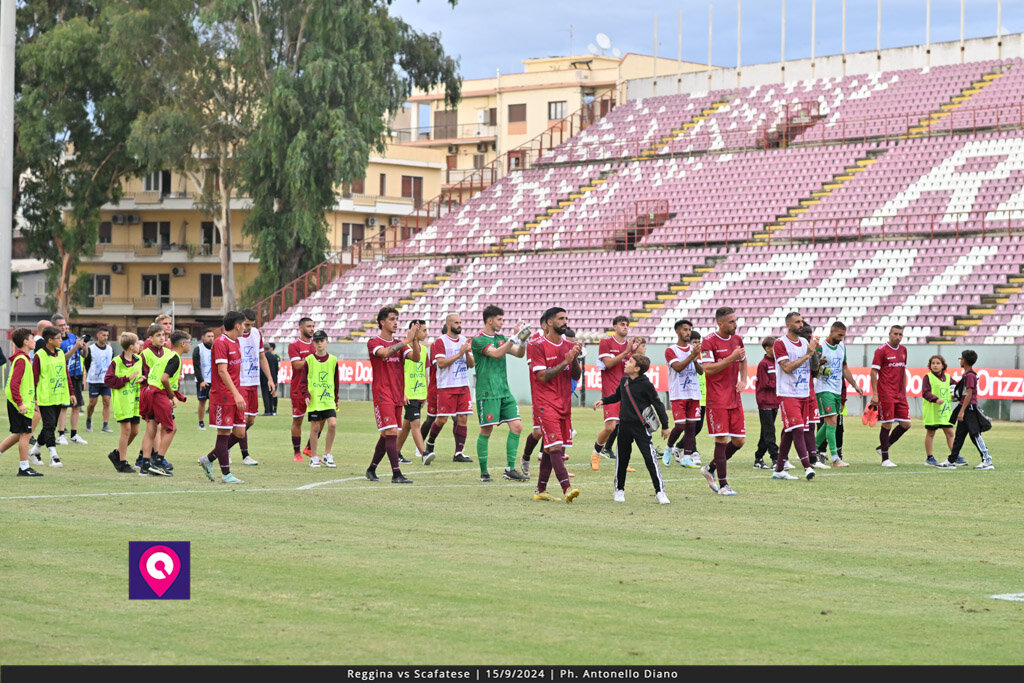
20, 460, 29, 470
49, 446, 58, 457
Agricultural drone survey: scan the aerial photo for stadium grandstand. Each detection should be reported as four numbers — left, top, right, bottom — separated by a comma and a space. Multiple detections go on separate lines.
257, 47, 1024, 350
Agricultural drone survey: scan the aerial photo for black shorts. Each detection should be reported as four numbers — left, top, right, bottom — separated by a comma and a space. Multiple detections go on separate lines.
924, 423, 953, 431
7, 401, 33, 434
196, 381, 210, 401
404, 399, 423, 422
70, 376, 84, 407
117, 416, 141, 425
308, 409, 337, 422
88, 382, 111, 398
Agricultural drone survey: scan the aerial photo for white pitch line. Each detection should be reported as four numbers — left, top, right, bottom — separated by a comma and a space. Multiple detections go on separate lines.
0, 467, 1019, 502
991, 593, 1024, 602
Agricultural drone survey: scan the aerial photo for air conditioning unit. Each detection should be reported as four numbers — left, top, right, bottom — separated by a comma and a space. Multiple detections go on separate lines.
111, 214, 125, 225
389, 217, 401, 227
127, 214, 141, 224
111, 263, 124, 274
447, 145, 457, 154
34, 296, 45, 306
365, 217, 378, 227
171, 266, 186, 277
476, 143, 488, 153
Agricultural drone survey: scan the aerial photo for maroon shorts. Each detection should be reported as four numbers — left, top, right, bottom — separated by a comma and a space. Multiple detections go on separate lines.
426, 386, 438, 417
779, 396, 809, 433
242, 385, 259, 416
706, 405, 745, 438
373, 399, 403, 432
210, 394, 245, 430
879, 398, 910, 424
291, 390, 310, 418
140, 387, 175, 430
671, 398, 701, 423
806, 396, 820, 425
437, 386, 472, 417
537, 408, 572, 449
602, 402, 620, 422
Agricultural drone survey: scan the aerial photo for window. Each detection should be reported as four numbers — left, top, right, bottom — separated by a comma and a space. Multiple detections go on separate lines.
142, 274, 170, 304
473, 154, 485, 169
98, 221, 112, 244
341, 222, 365, 249
143, 171, 162, 193
201, 221, 220, 255
351, 178, 364, 195
199, 273, 222, 309
142, 221, 171, 247
379, 173, 387, 196
487, 108, 497, 126
401, 175, 424, 208
92, 274, 111, 297
507, 104, 526, 123
548, 101, 567, 121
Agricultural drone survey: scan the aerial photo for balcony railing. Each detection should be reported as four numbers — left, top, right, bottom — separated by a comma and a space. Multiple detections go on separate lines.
390, 123, 498, 144
93, 241, 248, 258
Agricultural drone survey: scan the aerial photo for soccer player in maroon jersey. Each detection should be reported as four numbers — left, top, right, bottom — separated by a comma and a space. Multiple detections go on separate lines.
771, 312, 817, 481
591, 315, 640, 471
528, 307, 581, 503
366, 306, 422, 484
424, 313, 474, 462
197, 311, 247, 484
288, 317, 315, 462
518, 317, 548, 476
870, 324, 910, 467
698, 306, 747, 496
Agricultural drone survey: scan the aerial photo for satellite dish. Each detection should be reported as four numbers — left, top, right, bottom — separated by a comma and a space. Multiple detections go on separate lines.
612, 47, 622, 58
587, 43, 599, 55
596, 33, 612, 50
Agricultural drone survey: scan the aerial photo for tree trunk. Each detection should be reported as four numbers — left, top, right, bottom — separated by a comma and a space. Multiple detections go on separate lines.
54, 237, 72, 320
217, 150, 237, 314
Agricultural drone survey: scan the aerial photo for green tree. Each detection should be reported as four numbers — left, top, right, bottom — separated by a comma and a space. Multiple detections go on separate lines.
234, 0, 461, 303
106, 0, 256, 312
15, 0, 140, 317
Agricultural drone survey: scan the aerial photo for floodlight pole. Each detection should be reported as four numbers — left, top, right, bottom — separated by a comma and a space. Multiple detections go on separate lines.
0, 0, 15, 333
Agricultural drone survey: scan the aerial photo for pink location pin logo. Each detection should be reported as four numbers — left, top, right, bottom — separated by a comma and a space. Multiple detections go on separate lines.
139, 545, 181, 597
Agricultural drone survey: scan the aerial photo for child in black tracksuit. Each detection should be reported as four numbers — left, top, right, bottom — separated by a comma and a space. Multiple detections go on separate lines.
594, 354, 671, 504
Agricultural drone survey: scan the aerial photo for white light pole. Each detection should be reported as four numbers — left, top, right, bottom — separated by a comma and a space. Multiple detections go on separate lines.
0, 0, 15, 334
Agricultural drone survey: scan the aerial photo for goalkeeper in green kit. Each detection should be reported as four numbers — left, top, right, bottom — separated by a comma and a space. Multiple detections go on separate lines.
471, 305, 530, 483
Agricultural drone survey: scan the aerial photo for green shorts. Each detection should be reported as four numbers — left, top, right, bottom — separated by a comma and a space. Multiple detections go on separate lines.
476, 393, 520, 427
817, 392, 842, 418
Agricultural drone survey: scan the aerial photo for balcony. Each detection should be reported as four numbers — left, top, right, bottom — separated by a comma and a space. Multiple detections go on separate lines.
77, 296, 225, 317
92, 241, 252, 263
389, 123, 497, 145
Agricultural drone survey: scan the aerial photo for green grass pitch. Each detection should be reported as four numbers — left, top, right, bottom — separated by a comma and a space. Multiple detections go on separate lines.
0, 401, 1021, 665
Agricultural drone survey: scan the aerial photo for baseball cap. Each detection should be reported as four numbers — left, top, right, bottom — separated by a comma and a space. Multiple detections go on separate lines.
312, 330, 328, 341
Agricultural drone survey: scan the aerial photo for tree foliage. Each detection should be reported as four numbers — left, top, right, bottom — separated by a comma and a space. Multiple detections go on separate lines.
234, 0, 461, 303
15, 0, 140, 317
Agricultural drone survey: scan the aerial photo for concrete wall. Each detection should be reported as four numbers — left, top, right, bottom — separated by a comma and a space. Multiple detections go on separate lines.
627, 33, 1024, 99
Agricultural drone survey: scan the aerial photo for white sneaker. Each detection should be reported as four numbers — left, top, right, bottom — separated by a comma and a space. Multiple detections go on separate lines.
309, 456, 321, 468
655, 491, 670, 505
242, 455, 259, 466
613, 489, 625, 503
50, 455, 63, 468
783, 460, 794, 470
29, 453, 43, 467
323, 454, 336, 468
772, 470, 797, 480
812, 460, 829, 470
691, 451, 702, 466
57, 435, 68, 446
29, 443, 41, 458
70, 434, 88, 445
881, 459, 898, 467
804, 466, 816, 480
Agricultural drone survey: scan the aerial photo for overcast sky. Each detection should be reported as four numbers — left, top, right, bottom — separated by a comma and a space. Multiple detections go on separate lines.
390, 0, 1023, 80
